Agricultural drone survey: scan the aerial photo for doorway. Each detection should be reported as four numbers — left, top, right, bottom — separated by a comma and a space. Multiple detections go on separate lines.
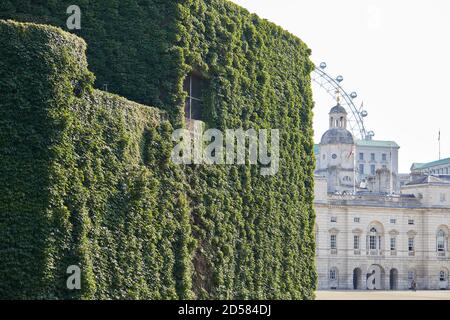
389, 268, 398, 290
353, 268, 362, 290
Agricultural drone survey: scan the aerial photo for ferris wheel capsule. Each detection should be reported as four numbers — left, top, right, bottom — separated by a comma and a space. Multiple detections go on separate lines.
319, 62, 327, 69
350, 92, 357, 99
336, 75, 343, 83
360, 110, 368, 117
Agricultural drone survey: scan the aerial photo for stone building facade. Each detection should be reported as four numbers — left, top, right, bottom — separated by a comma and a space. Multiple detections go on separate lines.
411, 158, 450, 177
315, 104, 450, 290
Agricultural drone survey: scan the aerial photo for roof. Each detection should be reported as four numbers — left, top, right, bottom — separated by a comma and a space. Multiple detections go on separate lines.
356, 139, 399, 148
321, 128, 354, 145
406, 175, 450, 186
411, 157, 450, 170
411, 163, 425, 170
329, 104, 347, 114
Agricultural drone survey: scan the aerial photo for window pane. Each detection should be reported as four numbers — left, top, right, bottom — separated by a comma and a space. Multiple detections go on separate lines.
408, 238, 414, 251
184, 73, 205, 121
354, 236, 359, 249
369, 236, 376, 250
330, 269, 336, 280
331, 235, 337, 249
191, 99, 202, 120
390, 237, 396, 250
437, 231, 445, 251
190, 74, 204, 99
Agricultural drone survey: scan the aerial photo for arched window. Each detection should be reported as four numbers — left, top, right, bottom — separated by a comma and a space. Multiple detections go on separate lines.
440, 270, 447, 282
408, 270, 415, 282
329, 268, 337, 280
369, 227, 378, 250
366, 222, 384, 255
437, 230, 446, 252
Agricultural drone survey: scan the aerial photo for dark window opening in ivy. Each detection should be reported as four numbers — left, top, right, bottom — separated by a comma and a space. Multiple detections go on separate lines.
184, 73, 204, 121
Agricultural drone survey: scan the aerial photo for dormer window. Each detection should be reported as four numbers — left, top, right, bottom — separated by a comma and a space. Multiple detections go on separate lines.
184, 73, 204, 121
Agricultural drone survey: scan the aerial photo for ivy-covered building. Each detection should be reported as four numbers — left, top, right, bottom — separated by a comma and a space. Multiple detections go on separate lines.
0, 0, 316, 299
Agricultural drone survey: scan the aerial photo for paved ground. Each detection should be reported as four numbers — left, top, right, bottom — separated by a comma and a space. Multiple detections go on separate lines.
316, 290, 450, 300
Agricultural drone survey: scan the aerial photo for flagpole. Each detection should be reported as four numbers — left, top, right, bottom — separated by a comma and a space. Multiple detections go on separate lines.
353, 145, 356, 194
439, 130, 441, 160
390, 145, 393, 195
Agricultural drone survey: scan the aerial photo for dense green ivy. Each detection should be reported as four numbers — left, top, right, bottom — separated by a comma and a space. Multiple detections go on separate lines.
0, 20, 193, 299
1, 0, 316, 300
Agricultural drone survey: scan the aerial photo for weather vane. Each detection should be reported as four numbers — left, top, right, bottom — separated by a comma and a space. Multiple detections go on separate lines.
335, 89, 341, 104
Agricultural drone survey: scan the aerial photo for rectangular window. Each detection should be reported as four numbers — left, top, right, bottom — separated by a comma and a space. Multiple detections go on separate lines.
408, 219, 415, 225
184, 73, 204, 120
331, 216, 337, 223
408, 271, 415, 281
371, 164, 376, 175
390, 218, 396, 224
440, 193, 446, 202
354, 217, 360, 223
369, 235, 377, 250
437, 232, 445, 252
359, 153, 364, 161
330, 269, 336, 280
408, 238, 415, 252
382, 153, 387, 161
390, 237, 396, 251
438, 239, 445, 252
371, 153, 375, 161
330, 235, 337, 249
359, 164, 365, 174
354, 235, 360, 250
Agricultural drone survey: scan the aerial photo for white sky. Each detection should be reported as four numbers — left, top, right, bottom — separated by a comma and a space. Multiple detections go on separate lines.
229, 0, 450, 172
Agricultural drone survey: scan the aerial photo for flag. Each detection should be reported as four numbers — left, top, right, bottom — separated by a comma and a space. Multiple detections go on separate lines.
348, 145, 355, 159
439, 130, 441, 142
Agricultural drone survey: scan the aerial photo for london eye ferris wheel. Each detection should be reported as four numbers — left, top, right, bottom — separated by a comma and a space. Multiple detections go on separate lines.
312, 62, 374, 141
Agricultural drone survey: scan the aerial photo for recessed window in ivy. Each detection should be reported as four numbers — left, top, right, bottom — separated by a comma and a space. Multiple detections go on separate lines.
184, 73, 205, 121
